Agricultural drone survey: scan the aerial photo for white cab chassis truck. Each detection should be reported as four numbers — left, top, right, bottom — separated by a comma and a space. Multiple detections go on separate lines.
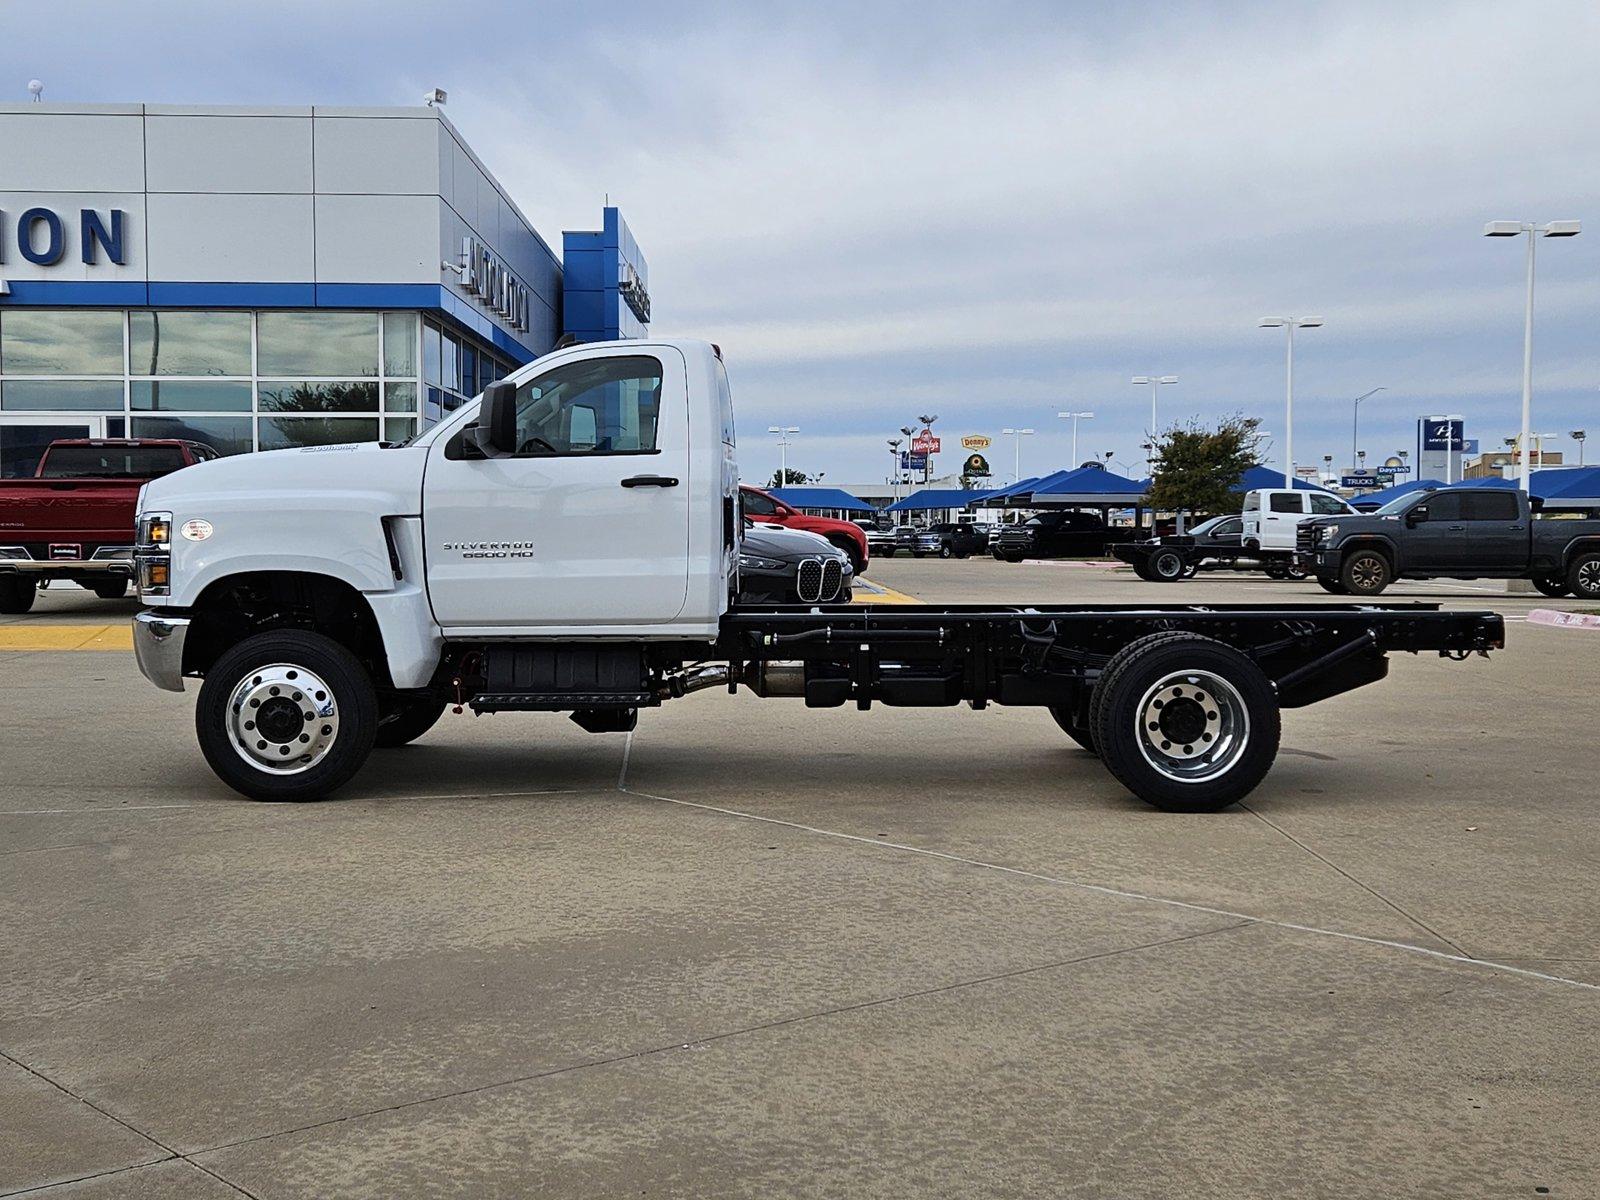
131, 340, 1503, 812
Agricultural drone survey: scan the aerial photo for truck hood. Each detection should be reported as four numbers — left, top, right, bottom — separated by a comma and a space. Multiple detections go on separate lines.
141, 441, 426, 516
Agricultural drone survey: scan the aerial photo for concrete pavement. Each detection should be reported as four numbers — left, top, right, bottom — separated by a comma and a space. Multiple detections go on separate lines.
2, 563, 1596, 1197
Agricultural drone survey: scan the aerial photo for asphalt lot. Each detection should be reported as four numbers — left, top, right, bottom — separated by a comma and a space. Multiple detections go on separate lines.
2, 562, 1597, 1197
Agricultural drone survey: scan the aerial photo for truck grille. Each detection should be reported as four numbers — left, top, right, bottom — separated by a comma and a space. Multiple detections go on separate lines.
796, 558, 844, 603
1296, 525, 1317, 553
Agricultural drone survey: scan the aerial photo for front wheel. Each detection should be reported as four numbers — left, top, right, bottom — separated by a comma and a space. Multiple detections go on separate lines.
375, 696, 447, 748
1263, 562, 1289, 580
1340, 549, 1392, 596
1284, 562, 1308, 581
939, 545, 954, 559
1091, 632, 1280, 812
195, 630, 378, 802
1531, 576, 1571, 599
0, 577, 37, 614
1316, 576, 1348, 595
1567, 552, 1600, 600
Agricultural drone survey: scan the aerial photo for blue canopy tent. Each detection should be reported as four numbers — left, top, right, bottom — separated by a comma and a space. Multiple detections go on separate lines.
1445, 474, 1520, 489
975, 475, 1048, 506
767, 486, 874, 513
1348, 478, 1444, 510
1030, 465, 1150, 505
885, 488, 993, 513
1535, 466, 1600, 506
1235, 466, 1330, 492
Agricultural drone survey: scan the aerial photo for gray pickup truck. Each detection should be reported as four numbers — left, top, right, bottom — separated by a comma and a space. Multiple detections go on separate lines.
1297, 486, 1600, 597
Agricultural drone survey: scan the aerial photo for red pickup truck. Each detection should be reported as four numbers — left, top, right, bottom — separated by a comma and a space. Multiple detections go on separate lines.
0, 438, 216, 613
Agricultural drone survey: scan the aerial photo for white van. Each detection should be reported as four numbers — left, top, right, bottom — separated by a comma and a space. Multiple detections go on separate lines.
1242, 488, 1356, 552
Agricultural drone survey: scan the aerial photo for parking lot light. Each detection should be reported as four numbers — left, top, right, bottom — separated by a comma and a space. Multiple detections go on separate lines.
1258, 317, 1323, 486
1058, 410, 1094, 467
1130, 376, 1177, 475
1483, 219, 1582, 489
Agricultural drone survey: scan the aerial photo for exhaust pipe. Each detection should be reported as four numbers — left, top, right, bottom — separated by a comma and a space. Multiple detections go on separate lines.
747, 661, 805, 697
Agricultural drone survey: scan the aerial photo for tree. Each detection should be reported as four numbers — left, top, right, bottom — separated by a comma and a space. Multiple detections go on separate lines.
1146, 415, 1263, 516
768, 467, 811, 487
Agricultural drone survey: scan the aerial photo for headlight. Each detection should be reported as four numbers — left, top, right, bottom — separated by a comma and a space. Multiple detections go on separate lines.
739, 554, 784, 571
138, 512, 172, 548
1319, 524, 1338, 539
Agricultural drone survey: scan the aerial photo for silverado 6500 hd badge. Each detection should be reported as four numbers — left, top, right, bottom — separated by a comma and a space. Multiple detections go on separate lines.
442, 541, 536, 559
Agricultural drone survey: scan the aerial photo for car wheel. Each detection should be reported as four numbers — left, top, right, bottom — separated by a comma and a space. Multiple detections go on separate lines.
92, 579, 129, 600
1263, 562, 1289, 579
939, 545, 954, 559
1149, 549, 1187, 582
1049, 705, 1098, 755
1340, 549, 1392, 596
1531, 576, 1571, 598
1567, 552, 1600, 600
374, 696, 448, 748
195, 629, 378, 802
1316, 576, 1348, 595
1284, 563, 1309, 581
881, 547, 896, 558
1091, 632, 1280, 812
0, 577, 37, 614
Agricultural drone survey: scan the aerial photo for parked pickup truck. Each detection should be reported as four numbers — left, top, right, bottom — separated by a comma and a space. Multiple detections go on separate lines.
1297, 485, 1600, 597
129, 339, 1502, 812
0, 438, 216, 613
992, 510, 1114, 562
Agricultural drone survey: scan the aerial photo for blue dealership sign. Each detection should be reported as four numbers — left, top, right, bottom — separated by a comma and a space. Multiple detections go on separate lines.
1421, 419, 1465, 452
1342, 474, 1381, 488
900, 451, 928, 471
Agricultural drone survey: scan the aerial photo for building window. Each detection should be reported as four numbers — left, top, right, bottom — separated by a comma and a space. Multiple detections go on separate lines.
258, 415, 381, 451
383, 312, 417, 377
131, 380, 254, 412
257, 311, 379, 377
129, 311, 252, 376
130, 415, 255, 457
0, 310, 125, 375
0, 380, 125, 411
258, 381, 380, 414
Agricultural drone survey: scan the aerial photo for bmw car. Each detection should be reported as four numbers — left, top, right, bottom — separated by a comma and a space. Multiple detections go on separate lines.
737, 523, 855, 605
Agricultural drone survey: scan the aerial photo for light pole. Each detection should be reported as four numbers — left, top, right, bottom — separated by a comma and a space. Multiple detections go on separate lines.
1057, 410, 1094, 468
1572, 429, 1587, 467
1484, 219, 1581, 490
1349, 386, 1385, 474
767, 425, 798, 485
1129, 376, 1177, 475
887, 438, 902, 504
1258, 316, 1323, 485
1001, 427, 1035, 485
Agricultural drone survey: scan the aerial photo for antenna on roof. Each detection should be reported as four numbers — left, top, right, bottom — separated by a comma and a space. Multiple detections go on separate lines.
27, 80, 44, 103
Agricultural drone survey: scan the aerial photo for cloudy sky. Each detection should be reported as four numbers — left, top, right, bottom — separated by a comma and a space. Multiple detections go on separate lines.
8, 0, 1600, 485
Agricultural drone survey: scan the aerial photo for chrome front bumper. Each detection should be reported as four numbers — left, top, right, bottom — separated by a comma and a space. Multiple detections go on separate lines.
133, 610, 191, 692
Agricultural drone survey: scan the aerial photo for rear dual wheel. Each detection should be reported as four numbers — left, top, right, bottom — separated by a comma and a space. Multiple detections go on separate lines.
1083, 632, 1280, 812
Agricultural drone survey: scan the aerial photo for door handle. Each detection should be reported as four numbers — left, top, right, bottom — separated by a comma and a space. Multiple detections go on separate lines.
1447, 524, 1466, 531
620, 474, 679, 488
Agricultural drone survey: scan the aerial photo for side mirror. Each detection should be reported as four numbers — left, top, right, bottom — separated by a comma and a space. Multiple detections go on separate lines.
1406, 506, 1428, 527
471, 380, 518, 456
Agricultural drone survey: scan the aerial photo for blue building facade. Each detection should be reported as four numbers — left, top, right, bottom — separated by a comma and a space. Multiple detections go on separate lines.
561, 207, 651, 344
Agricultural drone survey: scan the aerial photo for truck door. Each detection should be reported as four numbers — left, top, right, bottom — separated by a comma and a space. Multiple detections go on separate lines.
1262, 491, 1305, 549
421, 348, 690, 631
1458, 490, 1526, 572
1405, 492, 1463, 570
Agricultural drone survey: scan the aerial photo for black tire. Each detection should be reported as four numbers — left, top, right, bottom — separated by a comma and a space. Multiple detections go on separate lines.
1131, 560, 1155, 582
881, 547, 896, 558
1002, 554, 1024, 564
1049, 705, 1098, 755
1148, 548, 1187, 582
1316, 576, 1348, 595
1531, 576, 1571, 599
196, 629, 378, 802
0, 577, 37, 614
375, 696, 447, 748
1340, 548, 1392, 596
939, 545, 954, 559
1284, 563, 1309, 581
1567, 551, 1600, 600
1090, 632, 1280, 812
91, 579, 129, 600
1263, 562, 1289, 580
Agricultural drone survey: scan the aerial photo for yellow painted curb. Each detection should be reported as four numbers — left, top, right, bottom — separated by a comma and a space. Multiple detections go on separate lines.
851, 580, 924, 605
0, 624, 134, 652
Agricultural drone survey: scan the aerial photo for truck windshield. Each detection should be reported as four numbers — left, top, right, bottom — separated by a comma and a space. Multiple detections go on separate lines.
38, 446, 188, 479
1373, 493, 1428, 515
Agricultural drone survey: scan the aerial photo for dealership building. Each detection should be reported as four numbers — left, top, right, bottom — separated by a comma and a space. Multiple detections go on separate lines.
0, 101, 649, 476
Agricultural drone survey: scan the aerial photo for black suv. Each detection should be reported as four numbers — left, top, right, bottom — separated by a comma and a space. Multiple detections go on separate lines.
992, 511, 1114, 562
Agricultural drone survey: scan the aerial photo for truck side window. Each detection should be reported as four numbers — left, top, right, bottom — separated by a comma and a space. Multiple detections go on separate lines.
742, 491, 778, 516
1464, 492, 1520, 521
1422, 493, 1464, 521
512, 355, 663, 456
1269, 493, 1302, 513
1309, 494, 1347, 515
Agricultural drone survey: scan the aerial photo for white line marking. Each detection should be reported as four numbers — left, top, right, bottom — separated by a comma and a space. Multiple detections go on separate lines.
0, 804, 194, 817
619, 787, 1600, 994
350, 788, 583, 803
618, 731, 635, 790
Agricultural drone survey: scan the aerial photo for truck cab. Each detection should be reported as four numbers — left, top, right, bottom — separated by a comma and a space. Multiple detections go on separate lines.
1241, 488, 1355, 552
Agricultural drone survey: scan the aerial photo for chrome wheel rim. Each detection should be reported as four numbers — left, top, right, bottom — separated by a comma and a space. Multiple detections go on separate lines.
1579, 561, 1600, 593
227, 663, 339, 775
1350, 556, 1384, 590
1135, 670, 1250, 783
